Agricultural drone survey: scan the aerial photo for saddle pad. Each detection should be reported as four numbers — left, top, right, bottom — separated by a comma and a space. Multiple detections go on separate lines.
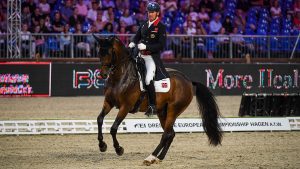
138, 72, 170, 93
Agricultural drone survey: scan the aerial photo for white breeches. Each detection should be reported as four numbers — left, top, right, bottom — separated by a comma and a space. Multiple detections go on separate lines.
141, 55, 156, 85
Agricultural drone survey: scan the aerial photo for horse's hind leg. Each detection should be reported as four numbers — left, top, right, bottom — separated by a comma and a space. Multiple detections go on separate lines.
144, 105, 176, 165
97, 100, 112, 153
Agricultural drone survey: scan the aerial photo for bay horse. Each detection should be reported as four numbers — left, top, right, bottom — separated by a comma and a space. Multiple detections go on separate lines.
93, 35, 222, 165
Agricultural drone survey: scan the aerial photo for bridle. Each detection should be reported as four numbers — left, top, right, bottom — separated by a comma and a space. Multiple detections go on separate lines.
98, 44, 130, 78
99, 46, 117, 77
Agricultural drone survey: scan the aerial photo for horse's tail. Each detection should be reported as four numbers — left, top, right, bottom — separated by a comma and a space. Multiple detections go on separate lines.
192, 81, 223, 146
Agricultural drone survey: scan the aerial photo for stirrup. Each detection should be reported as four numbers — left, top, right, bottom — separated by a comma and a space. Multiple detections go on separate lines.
145, 105, 157, 116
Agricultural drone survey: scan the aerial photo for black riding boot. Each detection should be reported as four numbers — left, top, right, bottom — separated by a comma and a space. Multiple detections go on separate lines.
145, 80, 157, 116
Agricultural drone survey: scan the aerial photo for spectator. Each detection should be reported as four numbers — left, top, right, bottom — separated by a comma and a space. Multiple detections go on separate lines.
117, 26, 129, 45
87, 24, 98, 53
107, 13, 119, 32
199, 0, 214, 15
33, 25, 46, 58
31, 7, 42, 29
69, 8, 84, 28
236, 0, 250, 12
48, 0, 56, 10
102, 0, 115, 9
209, 13, 222, 34
0, 11, 7, 32
22, 6, 32, 27
215, 1, 225, 14
74, 23, 91, 57
234, 9, 246, 33
52, 11, 64, 33
75, 0, 88, 18
230, 27, 247, 58
44, 15, 52, 31
188, 6, 198, 22
115, 0, 130, 12
101, 22, 114, 34
270, 0, 282, 19
294, 11, 300, 30
169, 26, 182, 58
222, 16, 233, 34
38, 0, 50, 16
87, 2, 99, 22
21, 23, 32, 58
60, 24, 71, 57
39, 17, 51, 33
194, 24, 207, 58
134, 1, 148, 25
165, 0, 177, 14
94, 11, 106, 32
128, 24, 138, 34
183, 15, 196, 28
215, 27, 230, 57
0, 28, 6, 57
120, 8, 136, 28
198, 6, 210, 23
186, 20, 196, 35
22, 0, 36, 13
102, 6, 114, 22
294, 0, 300, 13
60, 0, 73, 23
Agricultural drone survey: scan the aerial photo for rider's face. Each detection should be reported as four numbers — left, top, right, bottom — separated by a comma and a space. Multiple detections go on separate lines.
148, 11, 159, 22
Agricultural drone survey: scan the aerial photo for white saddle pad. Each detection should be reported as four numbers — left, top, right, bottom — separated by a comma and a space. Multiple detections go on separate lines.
138, 73, 170, 93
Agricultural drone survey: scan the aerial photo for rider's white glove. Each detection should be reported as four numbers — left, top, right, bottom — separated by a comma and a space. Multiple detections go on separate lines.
128, 42, 135, 48
138, 43, 146, 50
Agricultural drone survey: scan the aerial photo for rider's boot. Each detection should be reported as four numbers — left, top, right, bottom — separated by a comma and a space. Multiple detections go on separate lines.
145, 80, 157, 116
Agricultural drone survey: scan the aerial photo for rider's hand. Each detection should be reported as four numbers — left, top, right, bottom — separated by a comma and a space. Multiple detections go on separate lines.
128, 42, 135, 48
138, 43, 146, 50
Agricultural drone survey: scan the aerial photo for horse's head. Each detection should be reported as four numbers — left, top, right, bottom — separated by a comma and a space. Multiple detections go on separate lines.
93, 35, 126, 79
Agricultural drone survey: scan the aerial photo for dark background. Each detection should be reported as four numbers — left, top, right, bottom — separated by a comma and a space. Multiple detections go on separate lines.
0, 63, 50, 96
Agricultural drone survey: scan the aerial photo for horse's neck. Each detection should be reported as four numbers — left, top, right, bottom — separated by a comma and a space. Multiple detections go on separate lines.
108, 58, 138, 89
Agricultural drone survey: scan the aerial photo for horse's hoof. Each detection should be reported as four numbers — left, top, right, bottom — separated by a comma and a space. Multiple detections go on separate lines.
143, 160, 152, 166
99, 142, 107, 152
115, 146, 124, 156
143, 159, 161, 166
143, 154, 161, 166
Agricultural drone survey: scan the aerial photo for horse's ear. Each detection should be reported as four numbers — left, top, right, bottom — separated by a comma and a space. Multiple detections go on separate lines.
108, 35, 115, 43
93, 34, 103, 44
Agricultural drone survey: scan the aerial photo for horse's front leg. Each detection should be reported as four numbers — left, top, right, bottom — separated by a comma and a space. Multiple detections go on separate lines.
97, 100, 113, 153
110, 106, 130, 156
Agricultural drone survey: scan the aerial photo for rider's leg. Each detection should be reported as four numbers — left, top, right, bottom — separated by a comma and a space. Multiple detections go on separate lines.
141, 55, 157, 116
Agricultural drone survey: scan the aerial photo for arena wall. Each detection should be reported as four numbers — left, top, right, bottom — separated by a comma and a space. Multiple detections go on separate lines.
0, 62, 299, 96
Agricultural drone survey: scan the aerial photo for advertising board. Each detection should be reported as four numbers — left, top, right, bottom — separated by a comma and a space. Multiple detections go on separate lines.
0, 62, 51, 96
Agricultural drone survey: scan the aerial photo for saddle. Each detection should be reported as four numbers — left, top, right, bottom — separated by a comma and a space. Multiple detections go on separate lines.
128, 47, 170, 114
129, 47, 171, 93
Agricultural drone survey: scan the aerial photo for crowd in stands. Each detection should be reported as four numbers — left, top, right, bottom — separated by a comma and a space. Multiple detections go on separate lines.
0, 0, 299, 35
0, 0, 300, 58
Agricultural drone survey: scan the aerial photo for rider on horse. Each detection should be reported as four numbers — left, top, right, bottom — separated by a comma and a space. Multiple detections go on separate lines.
128, 2, 169, 116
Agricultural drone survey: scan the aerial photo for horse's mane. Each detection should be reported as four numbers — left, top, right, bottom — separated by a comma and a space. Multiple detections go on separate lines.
111, 36, 139, 90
